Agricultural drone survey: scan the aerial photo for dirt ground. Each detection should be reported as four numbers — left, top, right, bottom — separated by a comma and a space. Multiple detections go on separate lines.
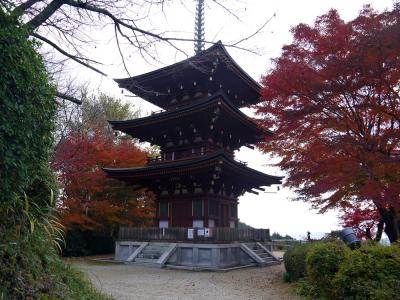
69, 256, 300, 300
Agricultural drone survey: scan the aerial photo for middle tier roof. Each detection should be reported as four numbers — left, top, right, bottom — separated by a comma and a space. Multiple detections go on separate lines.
109, 91, 271, 149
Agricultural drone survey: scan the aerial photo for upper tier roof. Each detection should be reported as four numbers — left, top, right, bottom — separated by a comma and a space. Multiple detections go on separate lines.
115, 42, 261, 110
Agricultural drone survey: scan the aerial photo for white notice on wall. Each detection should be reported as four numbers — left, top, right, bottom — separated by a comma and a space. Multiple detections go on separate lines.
187, 228, 194, 239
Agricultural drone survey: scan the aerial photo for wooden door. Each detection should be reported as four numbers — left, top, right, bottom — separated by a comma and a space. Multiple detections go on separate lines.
171, 200, 192, 227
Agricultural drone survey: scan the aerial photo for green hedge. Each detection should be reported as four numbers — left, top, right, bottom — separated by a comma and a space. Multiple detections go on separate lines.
283, 241, 400, 300
0, 12, 110, 299
0, 12, 56, 204
283, 243, 313, 281
305, 240, 349, 298
0, 228, 111, 299
332, 243, 400, 299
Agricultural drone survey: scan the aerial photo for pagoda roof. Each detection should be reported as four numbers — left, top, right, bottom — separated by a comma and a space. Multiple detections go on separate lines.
114, 42, 261, 109
108, 91, 271, 145
103, 150, 282, 192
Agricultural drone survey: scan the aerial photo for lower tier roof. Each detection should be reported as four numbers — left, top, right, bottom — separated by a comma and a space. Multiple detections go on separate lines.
103, 150, 282, 195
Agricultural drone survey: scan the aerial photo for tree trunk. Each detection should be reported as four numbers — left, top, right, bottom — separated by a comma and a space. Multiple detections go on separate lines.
365, 227, 372, 240
375, 219, 384, 242
377, 205, 400, 243
25, 0, 64, 32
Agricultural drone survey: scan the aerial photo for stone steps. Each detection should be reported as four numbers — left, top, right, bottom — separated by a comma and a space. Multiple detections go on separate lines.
242, 242, 279, 265
262, 257, 274, 262
134, 244, 170, 261
144, 246, 170, 250
140, 249, 164, 255
258, 253, 271, 258
137, 253, 160, 259
134, 257, 159, 263
252, 249, 265, 254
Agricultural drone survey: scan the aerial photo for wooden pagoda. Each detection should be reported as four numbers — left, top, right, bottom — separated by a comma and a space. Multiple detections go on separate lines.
103, 42, 282, 229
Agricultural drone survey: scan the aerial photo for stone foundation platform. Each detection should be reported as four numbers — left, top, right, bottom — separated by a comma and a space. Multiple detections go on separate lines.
115, 241, 280, 270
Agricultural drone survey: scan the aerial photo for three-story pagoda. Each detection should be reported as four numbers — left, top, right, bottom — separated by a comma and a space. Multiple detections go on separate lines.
104, 42, 282, 229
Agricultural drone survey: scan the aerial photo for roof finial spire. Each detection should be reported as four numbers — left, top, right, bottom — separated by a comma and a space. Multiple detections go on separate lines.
194, 0, 205, 54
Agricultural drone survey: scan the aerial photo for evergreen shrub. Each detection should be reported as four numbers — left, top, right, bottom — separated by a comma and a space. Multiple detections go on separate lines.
0, 12, 110, 299
0, 12, 56, 205
0, 228, 110, 299
305, 240, 349, 298
332, 243, 400, 300
283, 242, 313, 281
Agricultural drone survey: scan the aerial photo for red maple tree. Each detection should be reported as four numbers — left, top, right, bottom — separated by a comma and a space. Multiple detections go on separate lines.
256, 6, 400, 242
340, 202, 384, 241
53, 130, 154, 237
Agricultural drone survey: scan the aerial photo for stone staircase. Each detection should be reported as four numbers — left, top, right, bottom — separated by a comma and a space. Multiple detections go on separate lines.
134, 243, 171, 265
242, 242, 280, 265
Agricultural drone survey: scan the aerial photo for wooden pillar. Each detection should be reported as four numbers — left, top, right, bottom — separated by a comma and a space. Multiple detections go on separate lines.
204, 198, 209, 227
169, 200, 172, 228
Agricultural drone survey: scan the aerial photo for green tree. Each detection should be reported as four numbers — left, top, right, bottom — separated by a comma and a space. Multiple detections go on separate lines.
271, 232, 294, 240
0, 11, 108, 299
57, 90, 141, 138
0, 12, 56, 204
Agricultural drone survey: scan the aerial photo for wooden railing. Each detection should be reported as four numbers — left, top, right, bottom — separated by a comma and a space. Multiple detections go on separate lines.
118, 227, 270, 242
146, 148, 214, 165
146, 149, 245, 165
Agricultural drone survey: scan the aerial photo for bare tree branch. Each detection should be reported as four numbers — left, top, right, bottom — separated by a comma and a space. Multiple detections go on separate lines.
230, 12, 276, 47
56, 91, 82, 105
9, 0, 276, 104
25, 0, 64, 31
31, 32, 107, 76
12, 0, 42, 17
211, 0, 241, 21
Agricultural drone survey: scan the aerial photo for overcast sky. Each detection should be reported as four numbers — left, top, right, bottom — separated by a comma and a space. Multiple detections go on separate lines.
64, 0, 395, 239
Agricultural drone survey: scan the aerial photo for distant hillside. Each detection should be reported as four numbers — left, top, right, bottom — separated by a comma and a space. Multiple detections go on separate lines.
238, 221, 254, 229
271, 232, 294, 240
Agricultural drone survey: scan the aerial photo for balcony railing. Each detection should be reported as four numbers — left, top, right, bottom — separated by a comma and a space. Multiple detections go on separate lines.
147, 148, 213, 164
118, 227, 270, 242
146, 148, 246, 165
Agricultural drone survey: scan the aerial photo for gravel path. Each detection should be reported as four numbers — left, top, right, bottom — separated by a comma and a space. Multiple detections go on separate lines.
70, 258, 300, 300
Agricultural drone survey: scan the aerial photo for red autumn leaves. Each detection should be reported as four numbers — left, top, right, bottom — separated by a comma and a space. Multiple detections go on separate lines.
257, 6, 400, 241
53, 129, 154, 234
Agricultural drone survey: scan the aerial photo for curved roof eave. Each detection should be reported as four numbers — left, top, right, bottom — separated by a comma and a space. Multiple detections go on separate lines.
102, 150, 283, 185
113, 42, 261, 99
108, 91, 272, 136
215, 43, 261, 92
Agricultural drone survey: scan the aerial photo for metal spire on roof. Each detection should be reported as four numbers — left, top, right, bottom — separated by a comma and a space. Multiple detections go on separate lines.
194, 0, 205, 54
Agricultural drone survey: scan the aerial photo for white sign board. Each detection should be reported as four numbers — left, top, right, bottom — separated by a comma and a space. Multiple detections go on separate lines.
187, 228, 194, 239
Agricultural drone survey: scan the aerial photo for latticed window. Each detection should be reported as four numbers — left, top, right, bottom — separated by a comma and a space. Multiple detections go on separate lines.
192, 199, 203, 217
159, 202, 168, 217
230, 204, 237, 218
208, 200, 218, 216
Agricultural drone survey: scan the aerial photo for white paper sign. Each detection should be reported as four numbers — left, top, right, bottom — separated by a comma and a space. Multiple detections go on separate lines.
187, 228, 194, 239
